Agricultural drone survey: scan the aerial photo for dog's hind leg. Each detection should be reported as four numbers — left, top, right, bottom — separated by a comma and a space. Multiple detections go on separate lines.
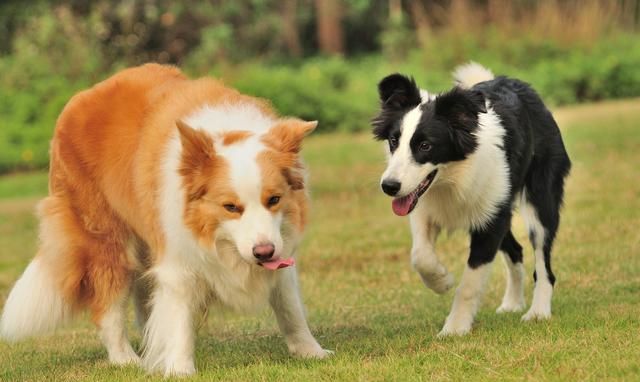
409, 212, 454, 294
37, 194, 139, 364
131, 240, 154, 330
132, 274, 153, 330
439, 211, 511, 336
520, 190, 560, 321
270, 266, 331, 359
97, 286, 140, 365
496, 230, 526, 313
86, 231, 140, 365
520, 116, 570, 321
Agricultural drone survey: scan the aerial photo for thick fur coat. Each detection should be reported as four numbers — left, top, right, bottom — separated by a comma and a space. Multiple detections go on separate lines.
0, 64, 330, 376
373, 63, 571, 335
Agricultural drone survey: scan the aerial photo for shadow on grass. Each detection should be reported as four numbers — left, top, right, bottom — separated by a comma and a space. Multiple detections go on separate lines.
194, 315, 448, 372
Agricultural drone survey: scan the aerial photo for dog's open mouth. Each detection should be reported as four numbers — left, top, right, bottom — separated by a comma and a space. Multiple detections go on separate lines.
391, 169, 438, 216
257, 257, 295, 270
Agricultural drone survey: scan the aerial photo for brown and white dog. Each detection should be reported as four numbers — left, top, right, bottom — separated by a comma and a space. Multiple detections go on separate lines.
0, 64, 331, 375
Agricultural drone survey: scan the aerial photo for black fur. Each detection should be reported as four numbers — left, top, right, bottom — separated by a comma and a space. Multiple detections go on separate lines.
373, 73, 571, 286
372, 74, 421, 141
409, 89, 487, 164
472, 76, 571, 285
377, 73, 421, 110
500, 230, 524, 264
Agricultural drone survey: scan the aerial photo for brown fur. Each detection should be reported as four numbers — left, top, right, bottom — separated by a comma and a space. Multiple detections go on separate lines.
221, 131, 253, 146
257, 150, 307, 231
37, 64, 309, 325
261, 119, 317, 191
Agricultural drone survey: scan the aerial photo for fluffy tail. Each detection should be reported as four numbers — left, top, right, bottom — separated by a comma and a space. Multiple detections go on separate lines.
453, 61, 495, 89
0, 257, 72, 341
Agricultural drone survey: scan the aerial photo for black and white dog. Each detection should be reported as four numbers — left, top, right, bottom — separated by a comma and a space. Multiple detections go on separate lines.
372, 63, 571, 336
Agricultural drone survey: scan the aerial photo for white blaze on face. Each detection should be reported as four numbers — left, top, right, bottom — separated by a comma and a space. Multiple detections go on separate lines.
217, 139, 284, 263
381, 106, 437, 197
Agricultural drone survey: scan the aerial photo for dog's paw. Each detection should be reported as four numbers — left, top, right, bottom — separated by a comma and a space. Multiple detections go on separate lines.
108, 346, 141, 366
521, 308, 551, 322
144, 356, 196, 377
289, 342, 333, 359
437, 316, 473, 337
496, 300, 526, 314
437, 324, 471, 338
420, 271, 455, 295
316, 349, 335, 359
162, 360, 196, 377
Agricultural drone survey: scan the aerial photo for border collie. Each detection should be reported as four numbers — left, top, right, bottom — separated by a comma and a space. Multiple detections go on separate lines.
372, 63, 571, 336
0, 64, 331, 375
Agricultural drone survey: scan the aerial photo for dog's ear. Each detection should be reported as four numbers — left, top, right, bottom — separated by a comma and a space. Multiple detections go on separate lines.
435, 89, 486, 157
263, 118, 317, 154
176, 120, 216, 167
262, 119, 316, 191
176, 120, 218, 201
378, 73, 422, 110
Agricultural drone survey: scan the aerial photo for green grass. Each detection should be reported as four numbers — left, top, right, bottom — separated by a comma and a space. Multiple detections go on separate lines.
0, 172, 48, 200
1, 100, 639, 381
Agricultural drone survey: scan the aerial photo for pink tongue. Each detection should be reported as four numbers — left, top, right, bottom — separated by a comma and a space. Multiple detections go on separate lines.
261, 257, 295, 270
392, 194, 416, 216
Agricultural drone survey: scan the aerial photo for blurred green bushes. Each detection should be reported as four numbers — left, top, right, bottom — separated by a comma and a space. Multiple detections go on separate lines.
0, 5, 103, 173
230, 34, 640, 133
1, 2, 639, 173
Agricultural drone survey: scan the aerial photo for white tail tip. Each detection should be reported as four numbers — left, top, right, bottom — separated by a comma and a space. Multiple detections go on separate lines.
453, 62, 495, 89
1, 259, 71, 341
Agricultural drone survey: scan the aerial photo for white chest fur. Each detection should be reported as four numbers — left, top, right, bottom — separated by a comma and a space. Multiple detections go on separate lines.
417, 106, 511, 231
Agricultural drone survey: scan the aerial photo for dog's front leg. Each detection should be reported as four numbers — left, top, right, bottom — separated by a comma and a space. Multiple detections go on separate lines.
410, 211, 454, 294
142, 266, 198, 376
270, 266, 332, 359
439, 213, 511, 336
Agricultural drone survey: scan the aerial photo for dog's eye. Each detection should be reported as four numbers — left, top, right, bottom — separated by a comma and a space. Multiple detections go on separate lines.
419, 142, 432, 152
267, 196, 281, 207
223, 204, 241, 213
389, 136, 398, 151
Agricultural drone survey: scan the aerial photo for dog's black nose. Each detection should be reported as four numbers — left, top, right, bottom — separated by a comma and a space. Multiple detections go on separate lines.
381, 179, 401, 196
253, 243, 275, 261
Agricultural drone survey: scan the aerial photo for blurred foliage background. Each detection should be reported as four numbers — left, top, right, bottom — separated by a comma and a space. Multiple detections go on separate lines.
1, 0, 639, 173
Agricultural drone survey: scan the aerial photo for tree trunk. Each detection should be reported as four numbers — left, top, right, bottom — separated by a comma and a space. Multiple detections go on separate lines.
389, 0, 402, 21
282, 0, 302, 57
409, 0, 431, 48
314, 0, 344, 55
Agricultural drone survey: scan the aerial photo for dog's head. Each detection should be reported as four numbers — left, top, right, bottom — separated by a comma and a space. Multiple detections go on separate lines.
372, 73, 486, 216
176, 118, 315, 269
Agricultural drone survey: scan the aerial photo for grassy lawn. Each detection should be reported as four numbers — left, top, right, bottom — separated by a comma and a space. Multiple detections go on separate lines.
1, 100, 639, 381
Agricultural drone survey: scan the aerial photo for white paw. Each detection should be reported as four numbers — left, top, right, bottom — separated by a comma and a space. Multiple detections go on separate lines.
521, 308, 551, 322
108, 347, 140, 365
437, 325, 471, 337
162, 360, 196, 377
289, 342, 333, 359
437, 319, 472, 337
144, 357, 196, 377
420, 271, 455, 295
496, 300, 526, 314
